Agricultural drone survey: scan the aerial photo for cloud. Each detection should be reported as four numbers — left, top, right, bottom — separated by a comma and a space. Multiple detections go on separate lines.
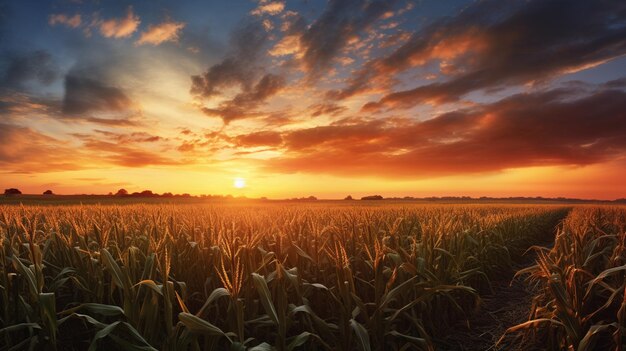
49, 13, 82, 28
0, 123, 84, 173
98, 6, 140, 38
298, 0, 395, 74
308, 103, 348, 117
262, 86, 626, 177
0, 120, 179, 173
62, 75, 133, 115
136, 20, 185, 46
72, 133, 180, 168
0, 50, 59, 89
93, 130, 163, 143
251, 1, 285, 16
191, 19, 269, 97
191, 19, 286, 123
200, 73, 285, 123
336, 0, 626, 108
234, 131, 282, 147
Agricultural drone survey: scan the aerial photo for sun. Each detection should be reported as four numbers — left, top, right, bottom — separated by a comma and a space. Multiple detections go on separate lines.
233, 177, 246, 189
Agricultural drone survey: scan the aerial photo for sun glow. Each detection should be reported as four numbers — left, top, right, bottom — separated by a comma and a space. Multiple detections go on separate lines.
233, 177, 246, 189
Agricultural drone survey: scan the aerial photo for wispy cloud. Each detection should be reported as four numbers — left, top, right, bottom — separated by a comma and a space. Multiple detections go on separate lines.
251, 1, 285, 16
48, 13, 82, 28
97, 6, 140, 38
351, 0, 626, 110
136, 20, 185, 46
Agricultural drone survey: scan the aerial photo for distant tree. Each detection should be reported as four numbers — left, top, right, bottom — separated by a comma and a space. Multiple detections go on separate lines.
361, 195, 384, 200
307, 196, 317, 201
161, 192, 173, 198
115, 189, 128, 196
43, 190, 54, 195
4, 188, 22, 196
139, 190, 156, 197
344, 195, 353, 200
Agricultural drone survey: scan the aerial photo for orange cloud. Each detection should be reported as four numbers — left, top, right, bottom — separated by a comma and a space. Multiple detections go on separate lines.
260, 88, 626, 178
0, 123, 85, 173
251, 1, 285, 16
136, 20, 186, 46
234, 131, 282, 147
49, 13, 82, 28
98, 7, 140, 38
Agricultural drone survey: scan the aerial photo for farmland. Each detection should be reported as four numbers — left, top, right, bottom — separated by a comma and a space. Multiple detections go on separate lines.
0, 203, 624, 350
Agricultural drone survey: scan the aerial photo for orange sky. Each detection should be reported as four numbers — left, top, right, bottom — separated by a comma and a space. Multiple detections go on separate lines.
2, 0, 626, 199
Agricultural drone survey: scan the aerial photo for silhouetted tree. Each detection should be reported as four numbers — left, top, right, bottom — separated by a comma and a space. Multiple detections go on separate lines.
361, 195, 383, 200
115, 189, 128, 196
43, 190, 54, 195
344, 195, 353, 200
4, 188, 22, 196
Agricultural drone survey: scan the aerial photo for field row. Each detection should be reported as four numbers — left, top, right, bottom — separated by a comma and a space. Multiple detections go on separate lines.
506, 207, 626, 350
0, 204, 573, 350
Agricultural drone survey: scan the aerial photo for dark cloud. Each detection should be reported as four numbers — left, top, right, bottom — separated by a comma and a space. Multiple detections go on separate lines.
230, 73, 285, 106
335, 0, 626, 109
261, 87, 626, 177
299, 0, 395, 75
62, 75, 133, 115
604, 77, 626, 89
1, 50, 59, 89
190, 19, 270, 98
191, 19, 287, 123
200, 73, 286, 123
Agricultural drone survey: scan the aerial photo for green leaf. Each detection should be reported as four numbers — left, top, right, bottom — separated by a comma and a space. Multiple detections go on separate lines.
287, 331, 311, 351
135, 280, 163, 296
88, 321, 157, 351
178, 312, 227, 338
39, 293, 57, 344
350, 319, 371, 351
0, 323, 41, 335
252, 273, 279, 325
197, 287, 230, 317
60, 303, 125, 317
249, 342, 274, 351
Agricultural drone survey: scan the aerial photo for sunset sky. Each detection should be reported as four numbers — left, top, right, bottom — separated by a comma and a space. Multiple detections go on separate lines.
1, 0, 626, 199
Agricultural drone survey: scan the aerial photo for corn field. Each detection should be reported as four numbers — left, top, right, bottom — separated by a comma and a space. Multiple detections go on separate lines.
0, 203, 574, 350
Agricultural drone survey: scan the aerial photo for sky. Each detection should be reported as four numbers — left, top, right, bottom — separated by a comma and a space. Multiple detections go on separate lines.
1, 0, 626, 200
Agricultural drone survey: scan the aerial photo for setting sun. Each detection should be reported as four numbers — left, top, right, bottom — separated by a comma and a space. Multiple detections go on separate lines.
233, 177, 246, 189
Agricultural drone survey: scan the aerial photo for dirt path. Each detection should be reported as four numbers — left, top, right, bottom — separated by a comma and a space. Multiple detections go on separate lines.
435, 236, 559, 350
